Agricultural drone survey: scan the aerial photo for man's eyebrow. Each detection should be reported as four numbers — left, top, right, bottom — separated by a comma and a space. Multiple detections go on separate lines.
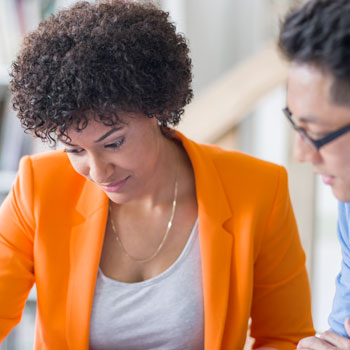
298, 115, 329, 125
299, 116, 321, 124
94, 127, 123, 143
286, 106, 329, 125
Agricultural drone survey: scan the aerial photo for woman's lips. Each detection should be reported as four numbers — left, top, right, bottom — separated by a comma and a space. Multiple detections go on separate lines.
321, 175, 335, 185
99, 176, 130, 192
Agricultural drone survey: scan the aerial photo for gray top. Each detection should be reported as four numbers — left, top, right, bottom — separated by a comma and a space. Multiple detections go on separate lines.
89, 219, 204, 350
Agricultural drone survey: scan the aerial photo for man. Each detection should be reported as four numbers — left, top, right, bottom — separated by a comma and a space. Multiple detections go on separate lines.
279, 0, 350, 348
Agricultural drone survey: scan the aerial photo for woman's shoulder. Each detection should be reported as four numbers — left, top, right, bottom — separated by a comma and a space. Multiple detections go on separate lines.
182, 138, 287, 203
191, 141, 284, 180
18, 149, 83, 187
21, 149, 73, 171
27, 148, 70, 165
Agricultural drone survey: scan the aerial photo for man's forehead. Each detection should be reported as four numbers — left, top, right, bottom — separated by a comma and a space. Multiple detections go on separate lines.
286, 63, 350, 125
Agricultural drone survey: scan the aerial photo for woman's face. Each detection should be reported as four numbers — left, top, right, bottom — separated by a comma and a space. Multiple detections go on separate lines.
61, 112, 167, 204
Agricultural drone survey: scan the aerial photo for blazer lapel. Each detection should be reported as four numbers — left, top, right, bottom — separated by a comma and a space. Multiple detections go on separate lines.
66, 179, 108, 349
179, 133, 234, 350
199, 210, 233, 350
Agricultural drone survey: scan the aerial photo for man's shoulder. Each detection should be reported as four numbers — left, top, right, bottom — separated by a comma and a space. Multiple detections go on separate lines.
343, 202, 350, 211
339, 201, 350, 225
337, 202, 350, 250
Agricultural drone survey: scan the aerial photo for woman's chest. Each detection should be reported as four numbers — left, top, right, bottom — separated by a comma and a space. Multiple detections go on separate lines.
89, 219, 204, 350
100, 197, 198, 283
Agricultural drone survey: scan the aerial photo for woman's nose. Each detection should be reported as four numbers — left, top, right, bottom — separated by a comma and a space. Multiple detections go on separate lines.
88, 156, 113, 184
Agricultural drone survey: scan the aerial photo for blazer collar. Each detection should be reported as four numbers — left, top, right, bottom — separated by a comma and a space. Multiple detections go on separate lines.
176, 131, 232, 224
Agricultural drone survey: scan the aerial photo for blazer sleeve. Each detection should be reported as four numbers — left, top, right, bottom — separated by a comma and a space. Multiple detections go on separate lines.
250, 166, 315, 349
0, 156, 35, 341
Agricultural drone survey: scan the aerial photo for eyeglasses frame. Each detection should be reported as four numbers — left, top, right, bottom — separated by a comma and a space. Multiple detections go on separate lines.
282, 107, 350, 151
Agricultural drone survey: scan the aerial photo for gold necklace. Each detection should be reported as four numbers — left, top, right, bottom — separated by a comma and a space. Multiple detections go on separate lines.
108, 158, 179, 264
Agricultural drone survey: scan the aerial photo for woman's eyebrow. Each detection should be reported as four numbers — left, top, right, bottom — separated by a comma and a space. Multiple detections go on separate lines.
94, 127, 123, 143
58, 126, 124, 146
59, 138, 76, 146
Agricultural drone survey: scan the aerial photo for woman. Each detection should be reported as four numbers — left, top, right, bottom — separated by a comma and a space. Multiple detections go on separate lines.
0, 1, 314, 349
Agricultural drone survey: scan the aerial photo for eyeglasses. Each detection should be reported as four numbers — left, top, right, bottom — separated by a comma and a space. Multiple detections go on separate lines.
282, 107, 350, 151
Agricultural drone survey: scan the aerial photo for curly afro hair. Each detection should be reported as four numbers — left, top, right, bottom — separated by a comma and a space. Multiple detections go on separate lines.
10, 0, 193, 143
278, 0, 350, 106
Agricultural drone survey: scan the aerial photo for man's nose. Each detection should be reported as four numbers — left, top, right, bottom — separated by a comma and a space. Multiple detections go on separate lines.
293, 133, 321, 164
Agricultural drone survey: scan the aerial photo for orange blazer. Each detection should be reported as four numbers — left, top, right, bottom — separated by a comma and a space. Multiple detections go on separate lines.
0, 132, 314, 349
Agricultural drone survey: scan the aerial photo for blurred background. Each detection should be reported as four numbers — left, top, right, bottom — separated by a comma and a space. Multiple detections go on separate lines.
0, 0, 340, 348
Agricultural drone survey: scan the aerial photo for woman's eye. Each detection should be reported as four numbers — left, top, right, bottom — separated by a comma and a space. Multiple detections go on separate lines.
64, 148, 84, 154
105, 138, 124, 150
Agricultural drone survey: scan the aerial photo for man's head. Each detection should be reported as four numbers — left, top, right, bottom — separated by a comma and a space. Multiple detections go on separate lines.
279, 0, 350, 201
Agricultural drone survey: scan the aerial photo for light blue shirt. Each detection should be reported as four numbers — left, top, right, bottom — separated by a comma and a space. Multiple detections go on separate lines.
329, 201, 350, 337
